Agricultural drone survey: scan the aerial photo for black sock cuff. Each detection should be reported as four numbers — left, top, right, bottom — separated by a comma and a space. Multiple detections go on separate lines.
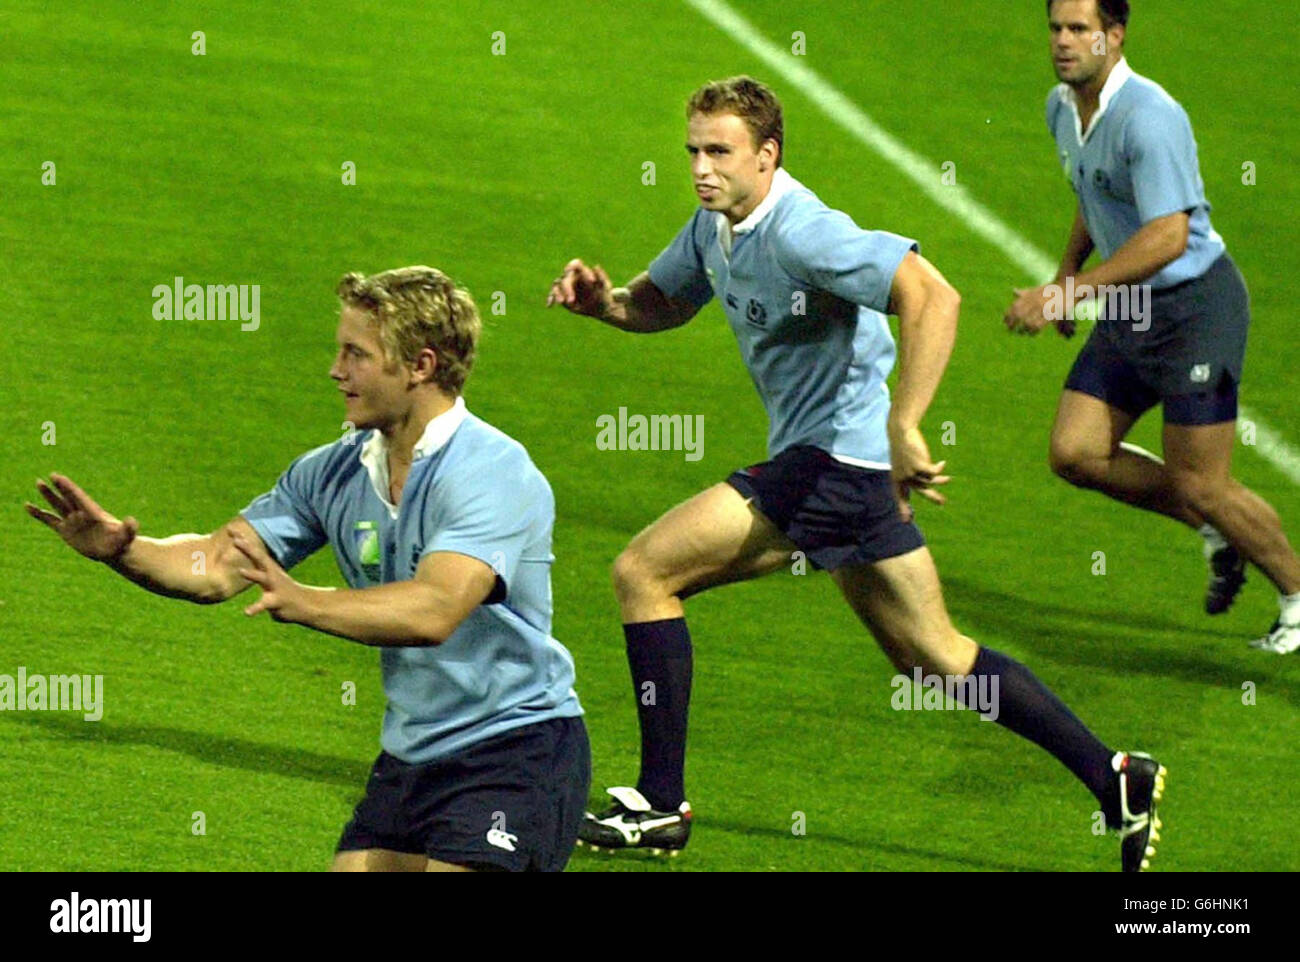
623, 618, 692, 657
971, 645, 1006, 677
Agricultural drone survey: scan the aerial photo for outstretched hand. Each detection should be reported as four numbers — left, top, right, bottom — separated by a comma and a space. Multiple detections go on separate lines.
546, 258, 613, 317
231, 531, 310, 623
25, 473, 139, 562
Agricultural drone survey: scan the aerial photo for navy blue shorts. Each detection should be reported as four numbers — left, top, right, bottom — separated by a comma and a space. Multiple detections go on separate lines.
336, 716, 590, 872
1063, 254, 1249, 426
725, 445, 925, 571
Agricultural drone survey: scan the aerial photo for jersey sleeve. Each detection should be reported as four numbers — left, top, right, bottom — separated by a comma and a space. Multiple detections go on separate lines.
1125, 100, 1204, 224
422, 451, 551, 595
647, 210, 715, 310
239, 446, 330, 571
774, 211, 919, 314
1045, 86, 1061, 131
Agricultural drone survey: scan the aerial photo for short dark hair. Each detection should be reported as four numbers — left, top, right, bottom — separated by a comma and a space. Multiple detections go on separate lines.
686, 76, 784, 168
1046, 0, 1130, 30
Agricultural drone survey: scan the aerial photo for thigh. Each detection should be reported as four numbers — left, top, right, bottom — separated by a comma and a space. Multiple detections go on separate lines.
425, 859, 476, 872
1162, 420, 1236, 482
830, 547, 976, 677
1060, 327, 1160, 438
625, 482, 798, 597
331, 848, 429, 872
1051, 388, 1142, 462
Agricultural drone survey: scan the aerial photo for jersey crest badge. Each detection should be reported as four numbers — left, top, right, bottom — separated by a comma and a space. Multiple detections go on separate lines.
354, 521, 382, 579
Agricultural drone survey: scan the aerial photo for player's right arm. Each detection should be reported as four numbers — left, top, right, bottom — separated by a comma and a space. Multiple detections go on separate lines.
1055, 203, 1095, 282
26, 473, 258, 604
1046, 204, 1096, 338
546, 260, 699, 333
1004, 204, 1096, 337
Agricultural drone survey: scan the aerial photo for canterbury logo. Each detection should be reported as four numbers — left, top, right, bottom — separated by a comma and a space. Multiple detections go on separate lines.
486, 829, 518, 852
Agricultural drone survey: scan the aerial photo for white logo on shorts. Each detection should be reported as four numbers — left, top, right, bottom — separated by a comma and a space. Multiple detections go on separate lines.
1190, 364, 1211, 384
486, 829, 519, 852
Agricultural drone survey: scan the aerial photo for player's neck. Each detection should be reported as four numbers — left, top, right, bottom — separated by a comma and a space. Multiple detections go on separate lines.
383, 390, 456, 467
1071, 57, 1120, 114
725, 173, 775, 225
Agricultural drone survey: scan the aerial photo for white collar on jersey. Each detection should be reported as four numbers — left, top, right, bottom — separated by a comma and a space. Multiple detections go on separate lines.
359, 395, 468, 516
1066, 57, 1133, 145
717, 167, 799, 257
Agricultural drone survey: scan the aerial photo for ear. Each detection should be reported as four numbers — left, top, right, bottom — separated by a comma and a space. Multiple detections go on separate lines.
411, 346, 439, 387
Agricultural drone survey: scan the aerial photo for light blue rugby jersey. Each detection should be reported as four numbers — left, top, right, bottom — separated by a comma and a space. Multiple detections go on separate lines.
1047, 58, 1225, 290
648, 167, 917, 468
240, 397, 582, 765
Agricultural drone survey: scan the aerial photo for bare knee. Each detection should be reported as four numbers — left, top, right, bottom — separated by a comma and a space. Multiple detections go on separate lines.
1171, 470, 1228, 518
877, 627, 976, 678
916, 632, 979, 677
612, 544, 673, 608
1049, 438, 1100, 488
611, 547, 644, 607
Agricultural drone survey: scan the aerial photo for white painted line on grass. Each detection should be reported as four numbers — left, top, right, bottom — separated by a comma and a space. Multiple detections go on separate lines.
1237, 407, 1300, 484
683, 0, 1299, 486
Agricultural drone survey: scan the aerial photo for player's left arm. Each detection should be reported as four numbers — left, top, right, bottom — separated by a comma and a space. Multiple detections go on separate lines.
1007, 212, 1189, 334
886, 250, 961, 506
1070, 210, 1189, 291
1009, 103, 1198, 331
231, 533, 495, 646
1078, 101, 1201, 290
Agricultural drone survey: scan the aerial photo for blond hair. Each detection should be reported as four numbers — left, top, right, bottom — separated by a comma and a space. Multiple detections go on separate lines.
335, 266, 481, 395
686, 75, 784, 168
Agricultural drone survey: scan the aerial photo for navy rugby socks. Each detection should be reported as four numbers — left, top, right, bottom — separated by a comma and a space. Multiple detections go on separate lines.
968, 647, 1119, 822
624, 618, 693, 812
622, 629, 1120, 821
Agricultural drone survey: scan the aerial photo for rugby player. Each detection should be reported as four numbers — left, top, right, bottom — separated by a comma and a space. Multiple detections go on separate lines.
27, 266, 589, 872
1004, 0, 1300, 654
549, 76, 1164, 871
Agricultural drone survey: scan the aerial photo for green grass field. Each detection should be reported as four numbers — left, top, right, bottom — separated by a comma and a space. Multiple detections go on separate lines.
4, 0, 1297, 872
